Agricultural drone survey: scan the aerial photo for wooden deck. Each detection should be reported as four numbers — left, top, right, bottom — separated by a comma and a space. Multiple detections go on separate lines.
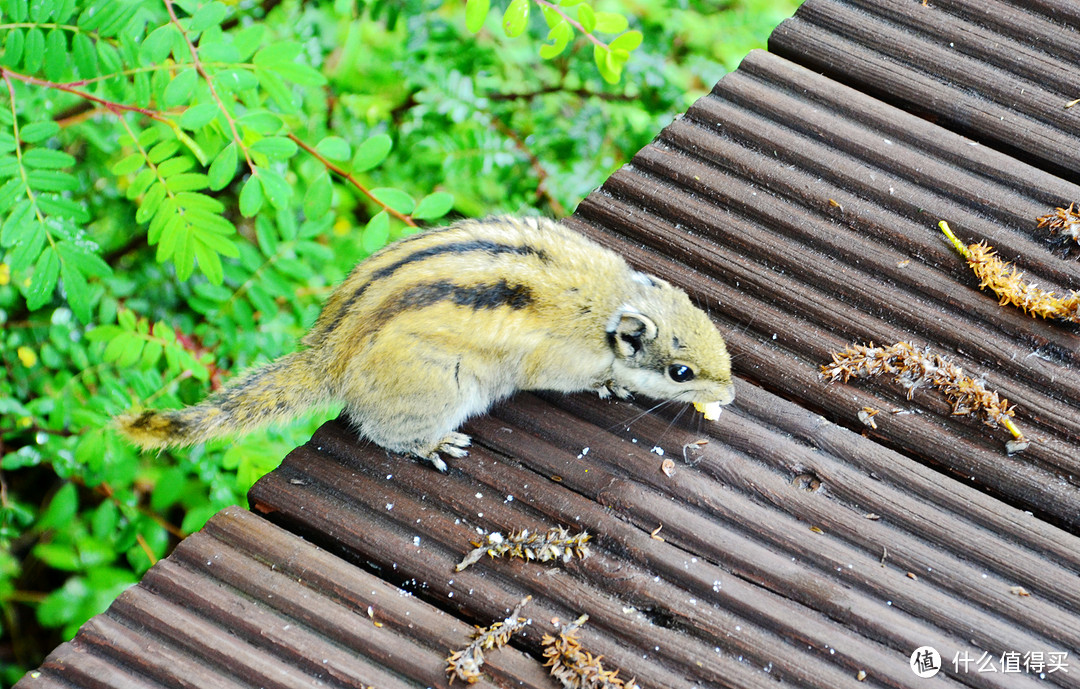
18, 1, 1080, 687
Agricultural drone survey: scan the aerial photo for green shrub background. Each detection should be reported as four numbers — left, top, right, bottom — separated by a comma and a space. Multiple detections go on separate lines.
0, 0, 800, 680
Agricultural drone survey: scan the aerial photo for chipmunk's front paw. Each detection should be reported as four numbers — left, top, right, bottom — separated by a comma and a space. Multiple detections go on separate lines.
597, 382, 632, 400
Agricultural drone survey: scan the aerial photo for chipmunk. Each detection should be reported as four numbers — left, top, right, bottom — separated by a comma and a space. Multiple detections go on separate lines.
116, 216, 735, 470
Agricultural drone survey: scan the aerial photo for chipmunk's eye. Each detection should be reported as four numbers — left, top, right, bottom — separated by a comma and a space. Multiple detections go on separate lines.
667, 364, 695, 383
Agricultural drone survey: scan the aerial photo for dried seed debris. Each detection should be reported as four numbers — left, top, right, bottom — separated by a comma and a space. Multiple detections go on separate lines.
456, 527, 591, 572
858, 406, 880, 429
940, 220, 1079, 322
1036, 203, 1080, 254
542, 614, 642, 689
446, 596, 532, 684
821, 341, 1027, 448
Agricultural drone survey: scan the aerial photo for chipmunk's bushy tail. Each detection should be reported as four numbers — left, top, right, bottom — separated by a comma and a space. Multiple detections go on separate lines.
115, 351, 333, 450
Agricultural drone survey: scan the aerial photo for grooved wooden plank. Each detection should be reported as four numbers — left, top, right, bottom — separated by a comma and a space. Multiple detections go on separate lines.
22, 509, 546, 689
769, 0, 1080, 181
571, 49, 1080, 529
251, 419, 980, 689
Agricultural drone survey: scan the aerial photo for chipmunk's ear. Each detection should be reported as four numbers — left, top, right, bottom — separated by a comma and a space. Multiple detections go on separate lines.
607, 308, 657, 361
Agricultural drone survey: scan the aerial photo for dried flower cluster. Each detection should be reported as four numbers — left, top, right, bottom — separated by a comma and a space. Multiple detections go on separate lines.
821, 341, 1028, 449
456, 527, 591, 571
541, 615, 641, 689
446, 596, 532, 684
1036, 202, 1080, 253
939, 221, 1080, 322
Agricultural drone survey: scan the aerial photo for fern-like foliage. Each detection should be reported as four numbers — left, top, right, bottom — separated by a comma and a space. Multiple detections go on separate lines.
0, 0, 435, 321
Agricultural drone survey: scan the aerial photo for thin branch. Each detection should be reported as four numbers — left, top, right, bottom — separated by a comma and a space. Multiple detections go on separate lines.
1, 67, 171, 123
287, 132, 417, 226
162, 0, 256, 172
534, 0, 608, 50
488, 86, 635, 102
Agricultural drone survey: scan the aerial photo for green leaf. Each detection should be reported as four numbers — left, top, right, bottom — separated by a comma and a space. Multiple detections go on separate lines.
352, 134, 392, 172
198, 39, 239, 64
214, 67, 259, 93
249, 136, 297, 160
38, 482, 78, 530
609, 29, 643, 53
238, 175, 263, 217
33, 543, 81, 572
22, 148, 76, 169
20, 121, 59, 144
237, 111, 283, 135
0, 155, 17, 178
27, 245, 60, 310
6, 219, 46, 271
594, 44, 619, 84
252, 41, 302, 66
257, 168, 291, 209
29, 0, 57, 22
147, 139, 180, 164
3, 29, 25, 69
577, 3, 596, 33
54, 0, 77, 24
465, 0, 490, 33
230, 22, 263, 59
193, 240, 223, 285
593, 12, 628, 34
37, 194, 89, 222
0, 177, 22, 210
413, 191, 454, 220
157, 158, 195, 179
60, 255, 92, 323
43, 29, 68, 81
164, 173, 208, 192
172, 227, 195, 281
270, 61, 326, 87
137, 182, 167, 224
502, 0, 529, 38
23, 27, 45, 73
2, 201, 34, 247
254, 69, 296, 113
303, 170, 332, 220
208, 142, 238, 190
361, 211, 389, 254
56, 240, 110, 278
178, 103, 219, 130
27, 169, 78, 192
371, 187, 415, 215
163, 68, 199, 108
127, 168, 155, 199
314, 136, 350, 161
188, 1, 227, 33
540, 5, 561, 28
539, 21, 572, 59
71, 32, 97, 78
